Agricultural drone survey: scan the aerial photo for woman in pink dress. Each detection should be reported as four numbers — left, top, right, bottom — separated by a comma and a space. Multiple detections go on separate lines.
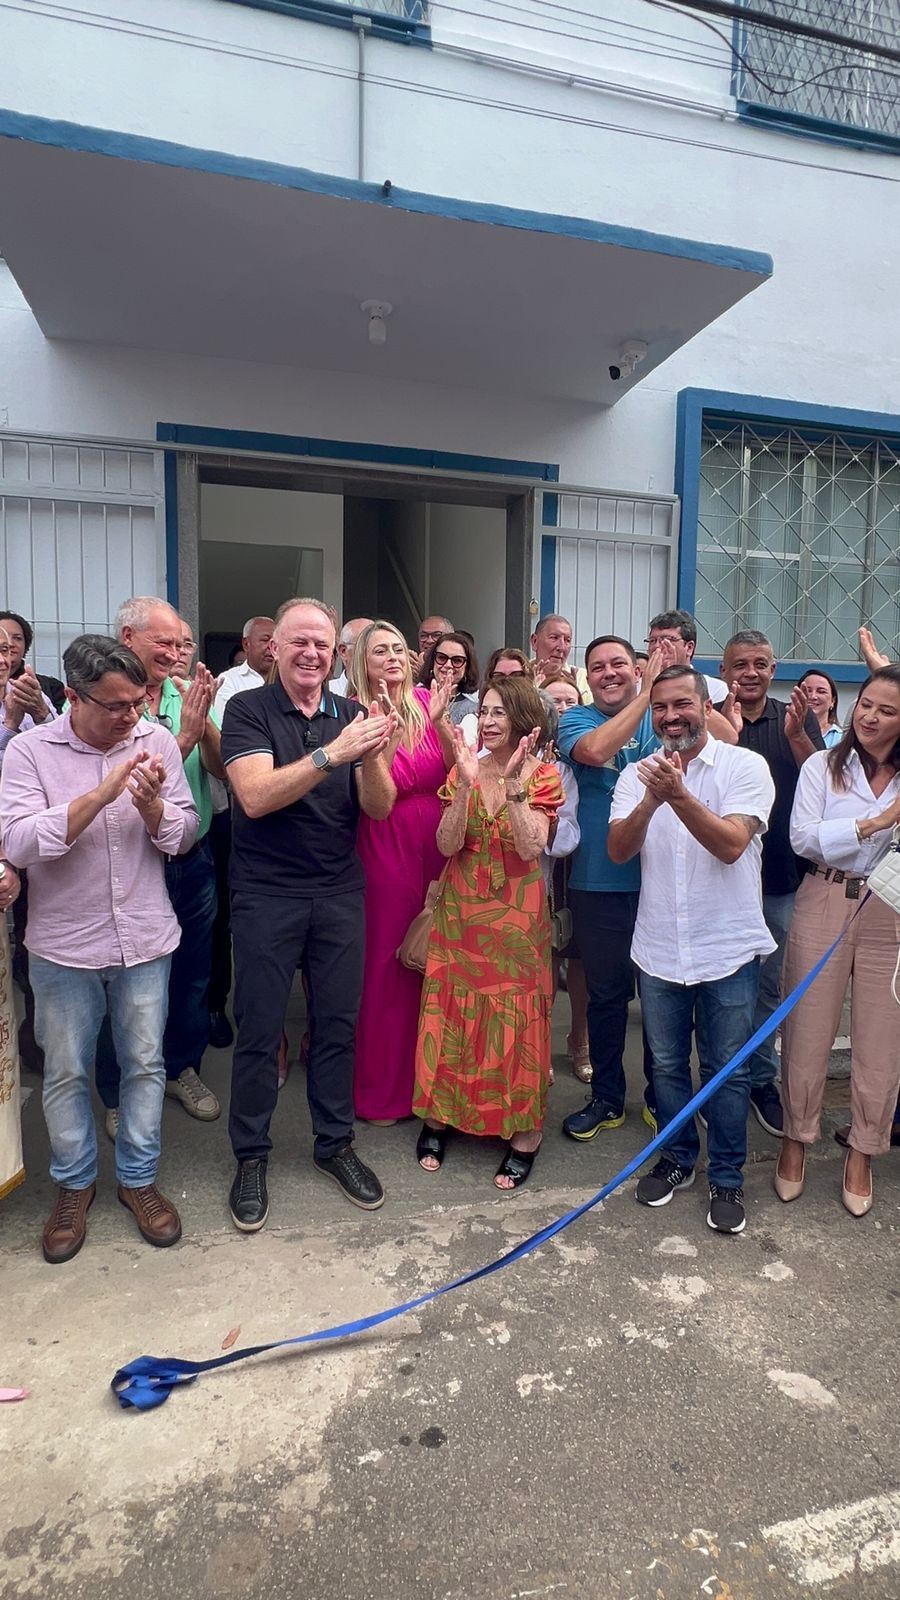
351, 622, 452, 1123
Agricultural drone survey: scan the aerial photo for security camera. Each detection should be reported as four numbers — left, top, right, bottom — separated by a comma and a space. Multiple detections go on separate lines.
609, 339, 648, 382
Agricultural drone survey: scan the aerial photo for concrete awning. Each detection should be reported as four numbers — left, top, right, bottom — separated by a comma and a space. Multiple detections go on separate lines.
0, 111, 772, 405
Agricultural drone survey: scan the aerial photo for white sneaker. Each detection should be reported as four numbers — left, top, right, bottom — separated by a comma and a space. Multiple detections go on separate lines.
105, 1107, 119, 1142
165, 1067, 220, 1121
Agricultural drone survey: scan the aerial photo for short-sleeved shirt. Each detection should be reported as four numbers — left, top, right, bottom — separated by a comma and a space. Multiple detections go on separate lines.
221, 680, 364, 898
737, 698, 824, 896
610, 738, 776, 984
557, 702, 658, 892
152, 677, 220, 843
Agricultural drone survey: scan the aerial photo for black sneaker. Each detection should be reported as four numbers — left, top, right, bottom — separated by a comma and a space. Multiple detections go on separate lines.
562, 1100, 625, 1141
229, 1158, 269, 1232
314, 1145, 385, 1210
635, 1157, 695, 1207
208, 1009, 234, 1049
750, 1082, 783, 1137
707, 1183, 746, 1233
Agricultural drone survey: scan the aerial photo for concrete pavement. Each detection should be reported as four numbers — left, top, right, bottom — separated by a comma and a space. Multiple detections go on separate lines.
3, 999, 900, 1600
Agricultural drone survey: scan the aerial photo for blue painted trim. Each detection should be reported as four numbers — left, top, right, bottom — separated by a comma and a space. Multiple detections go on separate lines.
540, 536, 556, 618
737, 101, 900, 159
163, 453, 179, 609
696, 657, 870, 682
674, 387, 702, 614
677, 388, 900, 440
541, 492, 560, 527
0, 109, 773, 279
217, 0, 430, 45
156, 421, 560, 482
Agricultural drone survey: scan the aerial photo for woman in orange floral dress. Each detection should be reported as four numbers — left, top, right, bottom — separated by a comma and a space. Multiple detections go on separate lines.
413, 675, 563, 1191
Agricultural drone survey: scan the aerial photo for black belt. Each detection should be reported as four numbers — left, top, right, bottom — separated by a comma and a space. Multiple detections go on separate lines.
810, 863, 867, 899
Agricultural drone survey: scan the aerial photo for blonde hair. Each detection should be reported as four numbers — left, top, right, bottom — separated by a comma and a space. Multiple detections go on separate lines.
350, 621, 427, 749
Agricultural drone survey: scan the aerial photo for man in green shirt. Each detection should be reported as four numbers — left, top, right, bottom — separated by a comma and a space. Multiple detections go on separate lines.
95, 597, 225, 1128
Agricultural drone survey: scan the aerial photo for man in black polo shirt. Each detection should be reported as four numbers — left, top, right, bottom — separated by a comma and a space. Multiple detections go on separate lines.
721, 630, 824, 1137
221, 597, 397, 1229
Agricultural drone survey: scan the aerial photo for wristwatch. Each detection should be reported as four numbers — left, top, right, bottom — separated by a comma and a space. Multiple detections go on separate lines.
310, 746, 332, 773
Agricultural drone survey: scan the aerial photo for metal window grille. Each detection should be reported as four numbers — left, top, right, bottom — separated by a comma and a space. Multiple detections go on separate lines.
308, 0, 427, 16
735, 0, 900, 138
695, 421, 900, 663
0, 439, 167, 678
544, 489, 678, 663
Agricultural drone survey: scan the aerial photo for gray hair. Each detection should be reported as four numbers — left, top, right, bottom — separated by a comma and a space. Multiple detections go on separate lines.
114, 596, 177, 637
273, 597, 335, 635
242, 615, 274, 640
63, 634, 148, 695
533, 613, 572, 636
724, 629, 771, 654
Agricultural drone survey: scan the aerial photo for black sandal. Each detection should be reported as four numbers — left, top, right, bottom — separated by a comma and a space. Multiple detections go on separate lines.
493, 1141, 541, 1191
416, 1124, 448, 1171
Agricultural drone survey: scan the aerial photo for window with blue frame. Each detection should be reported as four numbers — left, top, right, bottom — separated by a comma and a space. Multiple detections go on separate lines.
695, 419, 900, 665
220, 0, 428, 37
734, 0, 900, 145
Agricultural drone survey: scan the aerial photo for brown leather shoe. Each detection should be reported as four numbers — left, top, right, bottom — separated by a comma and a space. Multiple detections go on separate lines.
42, 1183, 96, 1264
117, 1183, 182, 1247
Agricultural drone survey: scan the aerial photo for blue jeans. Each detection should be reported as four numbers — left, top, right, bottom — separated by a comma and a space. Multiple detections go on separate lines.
95, 839, 216, 1106
639, 959, 760, 1189
746, 892, 795, 1090
31, 953, 171, 1190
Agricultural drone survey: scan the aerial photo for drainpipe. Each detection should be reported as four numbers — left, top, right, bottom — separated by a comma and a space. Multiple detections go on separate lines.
354, 16, 372, 183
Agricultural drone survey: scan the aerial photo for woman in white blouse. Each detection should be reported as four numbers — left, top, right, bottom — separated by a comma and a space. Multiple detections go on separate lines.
775, 666, 900, 1217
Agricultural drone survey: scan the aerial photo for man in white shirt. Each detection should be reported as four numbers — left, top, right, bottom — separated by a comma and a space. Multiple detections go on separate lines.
214, 617, 275, 713
647, 609, 729, 705
608, 665, 775, 1235
328, 618, 373, 698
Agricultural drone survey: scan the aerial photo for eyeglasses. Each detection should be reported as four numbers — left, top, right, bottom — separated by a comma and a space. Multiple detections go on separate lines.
80, 690, 148, 716
434, 652, 467, 667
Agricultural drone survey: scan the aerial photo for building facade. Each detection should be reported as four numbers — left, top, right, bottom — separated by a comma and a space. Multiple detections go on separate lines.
1, 0, 897, 689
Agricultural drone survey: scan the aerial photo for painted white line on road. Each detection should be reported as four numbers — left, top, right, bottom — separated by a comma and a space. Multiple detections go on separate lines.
763, 1490, 900, 1584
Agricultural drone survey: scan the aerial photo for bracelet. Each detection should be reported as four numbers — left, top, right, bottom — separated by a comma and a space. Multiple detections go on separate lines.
854, 819, 865, 844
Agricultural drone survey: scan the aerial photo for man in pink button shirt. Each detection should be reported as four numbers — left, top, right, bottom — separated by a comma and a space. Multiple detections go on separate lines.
0, 635, 199, 1264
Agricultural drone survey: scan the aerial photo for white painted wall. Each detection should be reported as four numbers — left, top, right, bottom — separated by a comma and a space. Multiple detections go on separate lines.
199, 481, 343, 621
1, 0, 897, 685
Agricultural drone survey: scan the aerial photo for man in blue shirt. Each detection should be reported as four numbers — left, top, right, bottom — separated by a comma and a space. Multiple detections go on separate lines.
557, 636, 662, 1139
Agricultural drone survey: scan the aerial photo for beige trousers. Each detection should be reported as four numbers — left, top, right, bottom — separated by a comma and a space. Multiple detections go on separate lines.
781, 873, 900, 1155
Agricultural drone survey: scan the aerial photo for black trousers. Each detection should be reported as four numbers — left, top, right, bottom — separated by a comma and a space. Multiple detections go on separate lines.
229, 888, 364, 1162
207, 809, 233, 1013
569, 888, 655, 1114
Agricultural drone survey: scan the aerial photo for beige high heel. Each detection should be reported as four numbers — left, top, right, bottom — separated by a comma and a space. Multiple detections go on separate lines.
567, 1034, 592, 1084
842, 1151, 873, 1217
774, 1144, 806, 1202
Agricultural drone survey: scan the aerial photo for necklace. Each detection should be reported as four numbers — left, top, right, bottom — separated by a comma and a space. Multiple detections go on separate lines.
484, 757, 509, 785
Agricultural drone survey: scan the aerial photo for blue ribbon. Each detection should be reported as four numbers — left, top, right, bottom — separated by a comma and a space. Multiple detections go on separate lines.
112, 894, 870, 1412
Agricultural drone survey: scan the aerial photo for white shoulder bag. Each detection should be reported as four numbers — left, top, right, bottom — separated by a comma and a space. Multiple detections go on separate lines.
868, 826, 900, 915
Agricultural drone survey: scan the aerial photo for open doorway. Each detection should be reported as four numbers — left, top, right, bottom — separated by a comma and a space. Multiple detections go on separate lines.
196, 461, 531, 670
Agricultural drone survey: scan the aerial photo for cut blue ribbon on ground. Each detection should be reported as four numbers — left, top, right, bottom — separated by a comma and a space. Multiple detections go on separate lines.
111, 893, 871, 1412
